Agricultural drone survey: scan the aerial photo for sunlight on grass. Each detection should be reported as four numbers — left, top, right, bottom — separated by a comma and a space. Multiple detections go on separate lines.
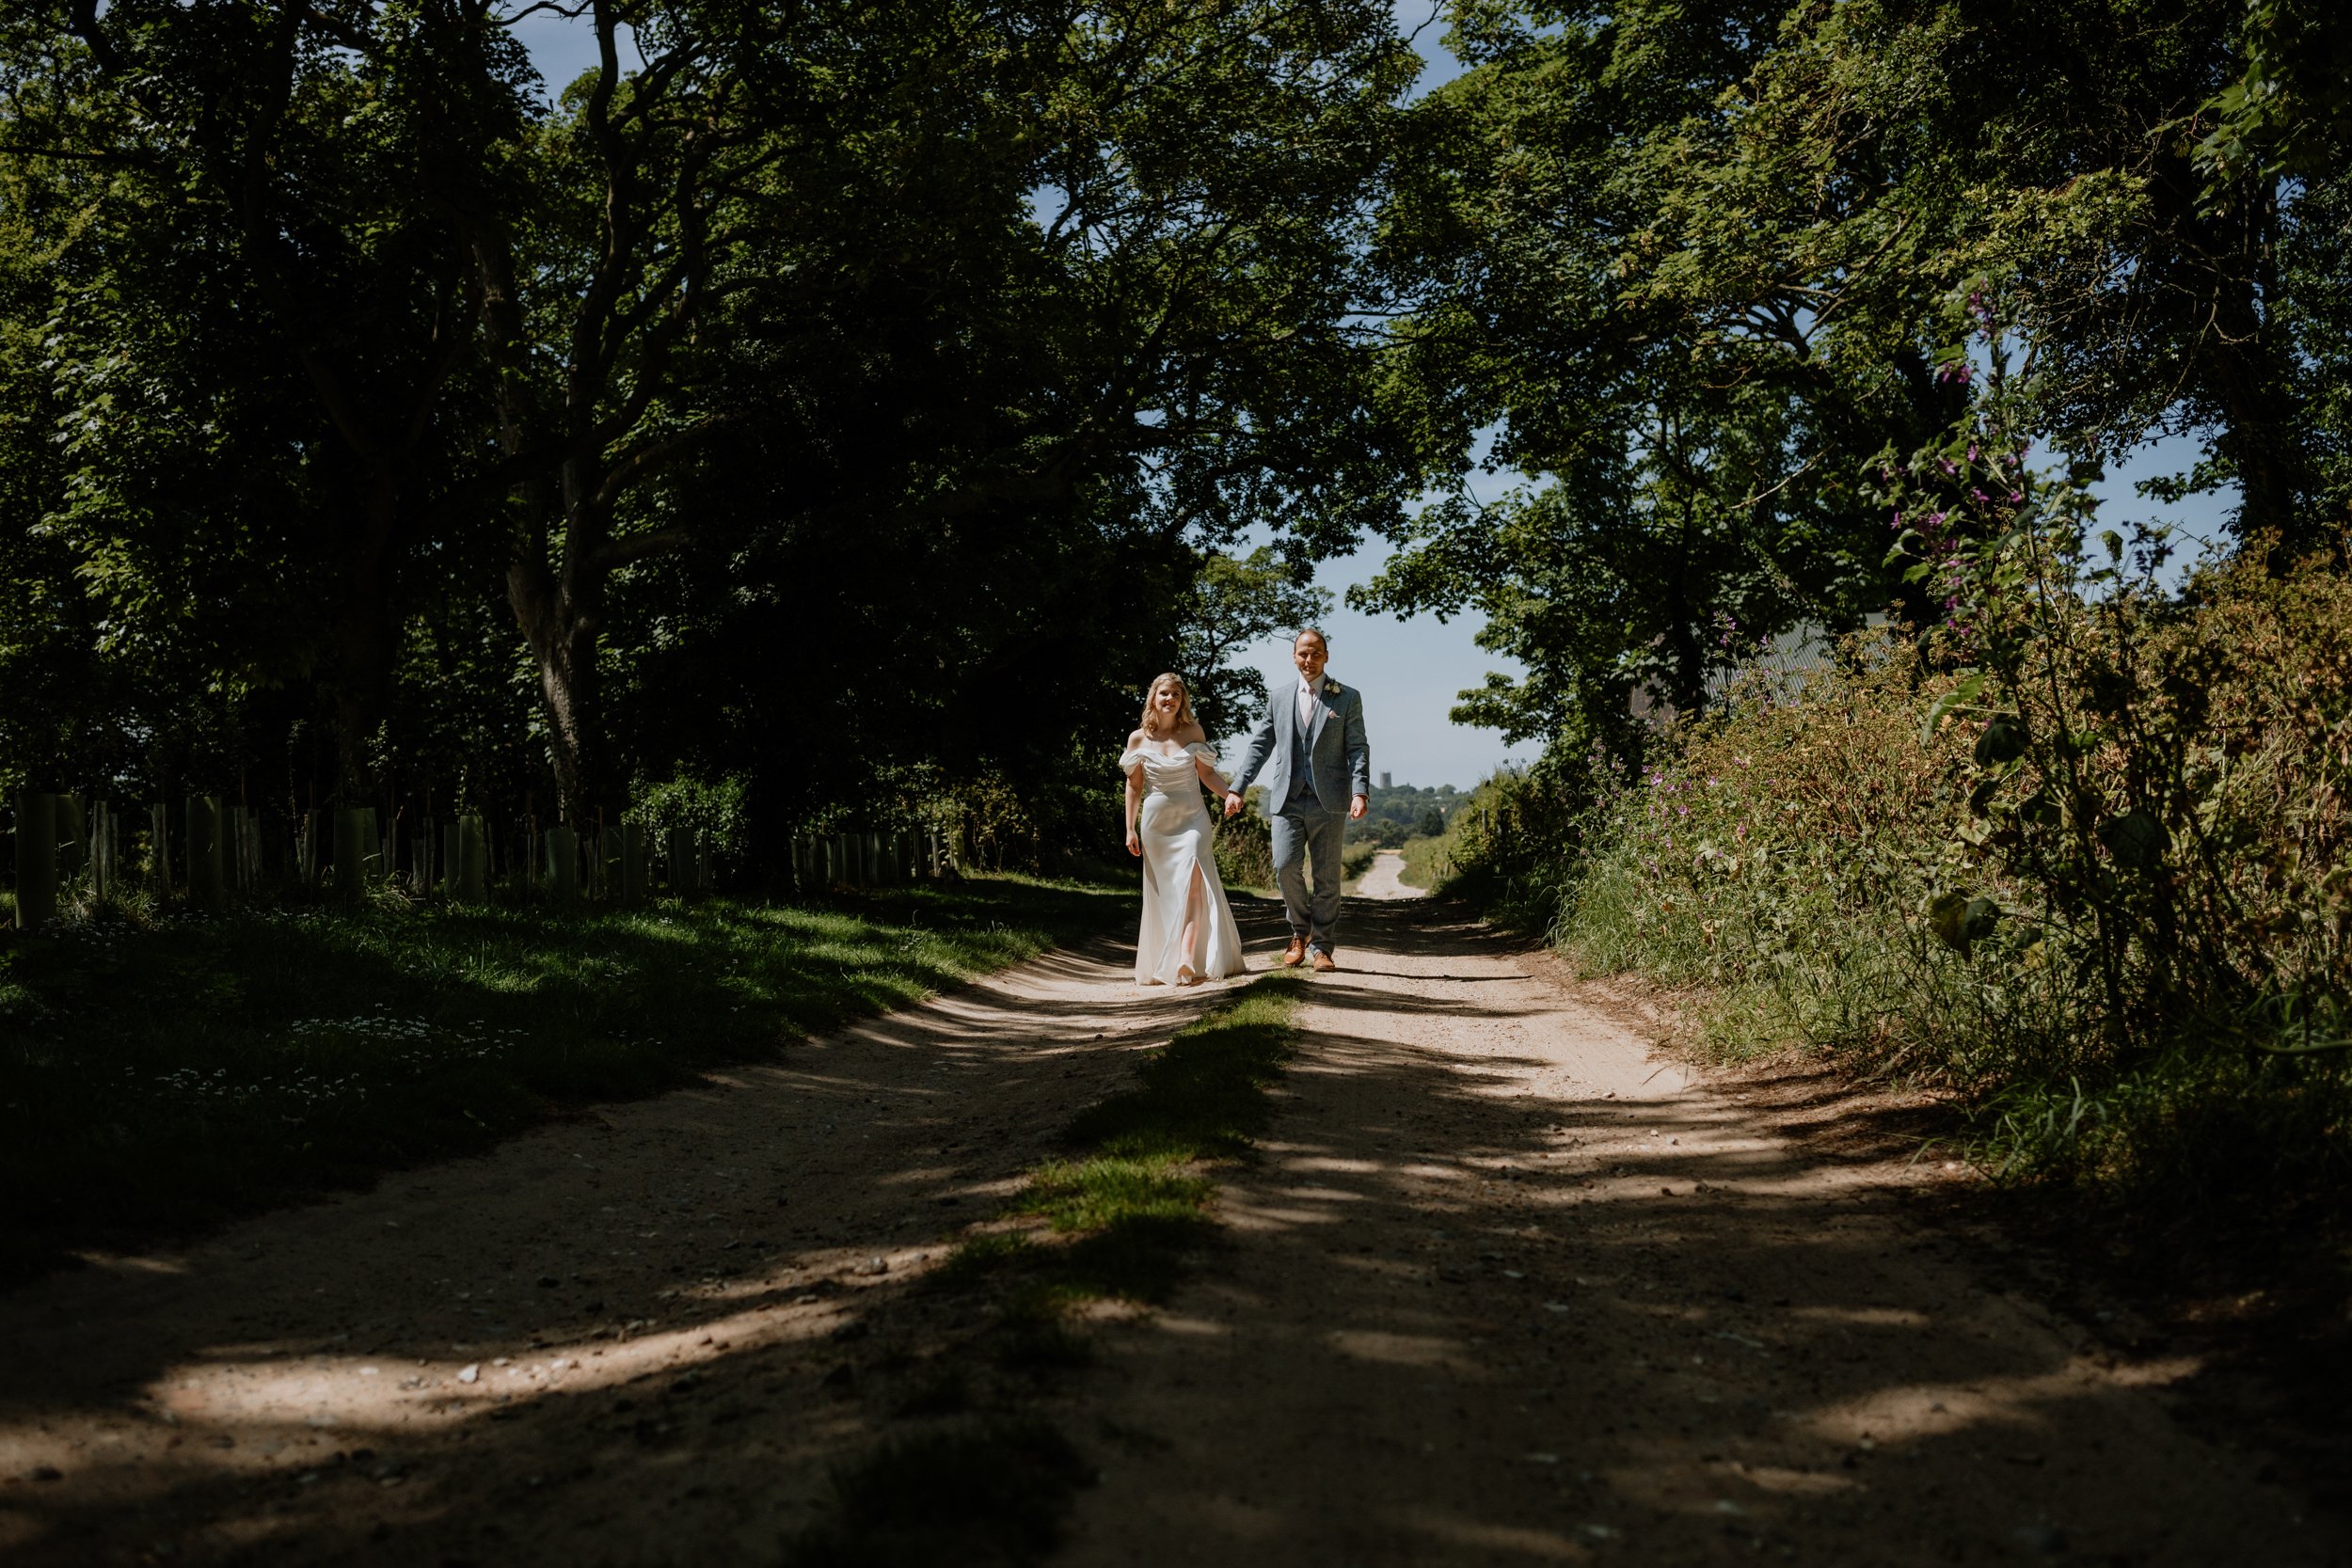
949, 973, 1301, 1311
0, 875, 1126, 1283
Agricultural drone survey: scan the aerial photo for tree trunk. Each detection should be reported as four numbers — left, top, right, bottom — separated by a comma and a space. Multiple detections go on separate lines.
2202, 280, 2316, 558
508, 520, 611, 830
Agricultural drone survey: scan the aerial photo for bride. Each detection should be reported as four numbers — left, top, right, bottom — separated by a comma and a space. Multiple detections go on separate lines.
1121, 673, 1247, 986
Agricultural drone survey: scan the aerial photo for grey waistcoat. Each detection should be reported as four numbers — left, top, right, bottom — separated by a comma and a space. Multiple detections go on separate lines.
1289, 696, 1320, 804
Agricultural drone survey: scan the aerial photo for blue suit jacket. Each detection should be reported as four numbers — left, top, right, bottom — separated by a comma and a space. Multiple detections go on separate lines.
1231, 674, 1371, 815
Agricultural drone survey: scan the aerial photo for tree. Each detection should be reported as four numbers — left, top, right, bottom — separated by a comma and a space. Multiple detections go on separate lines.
518, 0, 1421, 826
1177, 549, 1334, 738
8, 0, 540, 792
1363, 0, 2352, 755
0, 0, 1425, 856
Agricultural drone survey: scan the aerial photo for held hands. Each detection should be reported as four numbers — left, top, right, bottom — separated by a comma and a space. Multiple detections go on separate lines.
1223, 792, 1245, 818
1349, 794, 1369, 822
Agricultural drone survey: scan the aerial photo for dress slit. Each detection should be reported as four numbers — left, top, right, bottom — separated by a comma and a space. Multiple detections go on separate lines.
1123, 742, 1247, 986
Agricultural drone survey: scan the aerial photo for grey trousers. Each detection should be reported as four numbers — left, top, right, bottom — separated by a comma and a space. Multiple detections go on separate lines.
1271, 802, 1344, 954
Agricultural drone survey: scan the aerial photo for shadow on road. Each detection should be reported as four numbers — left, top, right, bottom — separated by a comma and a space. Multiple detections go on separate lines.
0, 896, 2338, 1567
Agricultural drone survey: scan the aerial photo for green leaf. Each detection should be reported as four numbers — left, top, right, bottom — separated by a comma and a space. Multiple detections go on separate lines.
2096, 810, 2170, 870
1926, 890, 1968, 949
1927, 890, 2000, 958
1962, 896, 2002, 942
1919, 672, 1986, 743
1973, 713, 2028, 768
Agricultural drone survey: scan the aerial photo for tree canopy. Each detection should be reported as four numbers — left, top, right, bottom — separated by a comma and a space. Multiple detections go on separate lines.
1359, 0, 2352, 753
1, 0, 1416, 851
7, 0, 2346, 858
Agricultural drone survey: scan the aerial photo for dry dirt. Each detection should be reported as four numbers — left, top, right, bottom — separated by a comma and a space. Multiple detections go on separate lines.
1, 894, 2340, 1566
1353, 848, 1425, 902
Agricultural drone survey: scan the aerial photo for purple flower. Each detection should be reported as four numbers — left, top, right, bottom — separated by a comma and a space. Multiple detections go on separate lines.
1938, 458, 1959, 477
2008, 489, 2024, 503
1966, 443, 1979, 463
1971, 487, 1992, 504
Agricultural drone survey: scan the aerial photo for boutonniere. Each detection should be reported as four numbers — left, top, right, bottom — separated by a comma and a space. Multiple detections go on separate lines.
1324, 678, 1343, 697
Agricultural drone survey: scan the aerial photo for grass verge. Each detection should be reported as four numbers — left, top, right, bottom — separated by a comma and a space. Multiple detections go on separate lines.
1398, 832, 1453, 890
784, 973, 1301, 1567
0, 874, 1126, 1284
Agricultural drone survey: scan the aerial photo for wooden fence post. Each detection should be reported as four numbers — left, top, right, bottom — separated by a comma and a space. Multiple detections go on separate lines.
87, 800, 110, 903
547, 825, 579, 902
13, 792, 56, 931
457, 814, 488, 903
618, 821, 648, 905
151, 802, 171, 898
333, 808, 371, 902
56, 796, 87, 889
185, 795, 223, 911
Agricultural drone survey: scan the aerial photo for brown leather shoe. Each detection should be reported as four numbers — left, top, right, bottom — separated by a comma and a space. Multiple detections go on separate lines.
1311, 950, 1337, 973
1281, 937, 1307, 967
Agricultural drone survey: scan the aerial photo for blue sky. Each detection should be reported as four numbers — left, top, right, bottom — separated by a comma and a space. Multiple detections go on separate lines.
512, 8, 2243, 790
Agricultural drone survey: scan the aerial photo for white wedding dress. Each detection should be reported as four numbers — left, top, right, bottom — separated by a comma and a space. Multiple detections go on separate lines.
1121, 741, 1247, 986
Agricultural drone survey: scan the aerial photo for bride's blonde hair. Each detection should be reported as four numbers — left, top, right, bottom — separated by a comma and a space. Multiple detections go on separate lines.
1138, 673, 1198, 736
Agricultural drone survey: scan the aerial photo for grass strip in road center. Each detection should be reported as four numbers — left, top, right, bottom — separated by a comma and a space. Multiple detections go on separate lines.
953, 970, 1302, 1338
785, 972, 1303, 1568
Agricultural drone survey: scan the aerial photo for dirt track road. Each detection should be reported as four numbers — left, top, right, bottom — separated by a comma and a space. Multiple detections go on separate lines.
2, 896, 2336, 1566
1354, 848, 1426, 901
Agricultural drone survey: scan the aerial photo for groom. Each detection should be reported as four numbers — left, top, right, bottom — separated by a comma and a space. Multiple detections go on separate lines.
1225, 626, 1371, 972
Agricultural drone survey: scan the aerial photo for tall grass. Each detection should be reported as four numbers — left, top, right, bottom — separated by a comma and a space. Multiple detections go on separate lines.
1476, 546, 2352, 1224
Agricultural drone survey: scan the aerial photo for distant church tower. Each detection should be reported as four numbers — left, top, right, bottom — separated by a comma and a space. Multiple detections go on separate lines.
1379, 771, 1391, 789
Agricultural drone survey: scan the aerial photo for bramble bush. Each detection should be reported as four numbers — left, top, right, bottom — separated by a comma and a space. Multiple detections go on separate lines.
1454, 417, 2352, 1217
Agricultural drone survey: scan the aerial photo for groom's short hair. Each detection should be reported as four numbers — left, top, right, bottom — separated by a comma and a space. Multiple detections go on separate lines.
1294, 626, 1330, 650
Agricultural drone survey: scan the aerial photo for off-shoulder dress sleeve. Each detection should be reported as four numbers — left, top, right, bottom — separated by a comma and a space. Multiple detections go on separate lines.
1186, 743, 1217, 763
1118, 748, 1148, 772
